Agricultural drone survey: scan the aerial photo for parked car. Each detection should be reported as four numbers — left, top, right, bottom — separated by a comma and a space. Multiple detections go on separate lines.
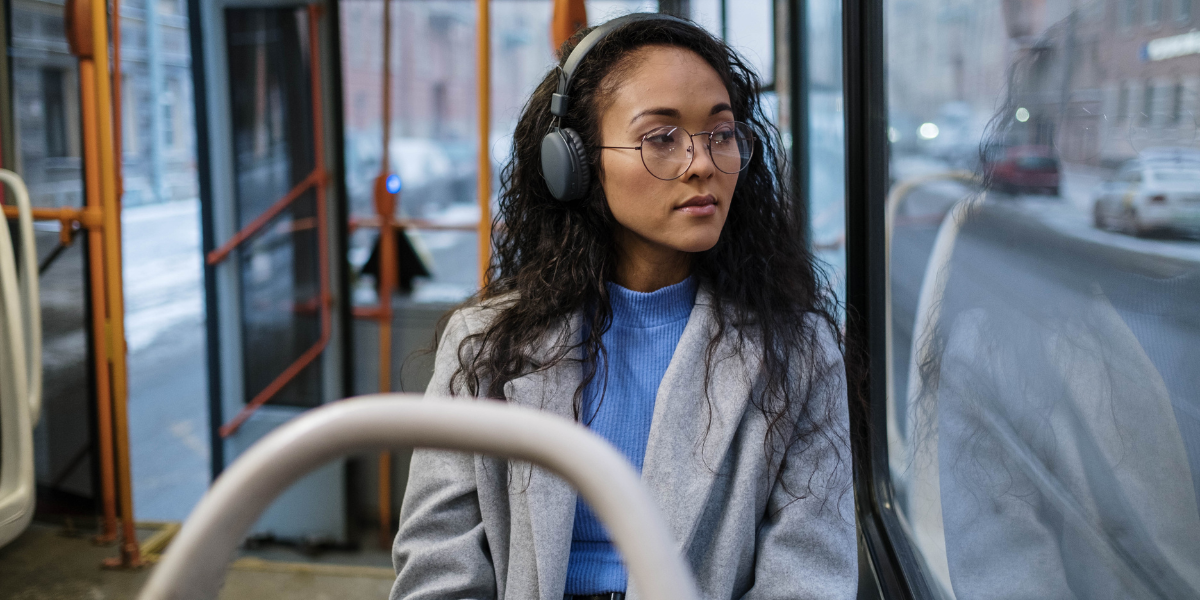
1137, 146, 1200, 166
985, 145, 1061, 196
1092, 159, 1200, 236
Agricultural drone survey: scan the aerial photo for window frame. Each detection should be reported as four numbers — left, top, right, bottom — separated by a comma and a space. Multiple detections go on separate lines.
842, 0, 937, 597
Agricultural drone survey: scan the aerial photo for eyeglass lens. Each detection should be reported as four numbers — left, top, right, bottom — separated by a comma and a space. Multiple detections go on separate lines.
640, 121, 755, 180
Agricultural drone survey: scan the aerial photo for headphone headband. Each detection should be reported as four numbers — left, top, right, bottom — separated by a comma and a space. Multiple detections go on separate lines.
541, 12, 690, 202
550, 12, 687, 118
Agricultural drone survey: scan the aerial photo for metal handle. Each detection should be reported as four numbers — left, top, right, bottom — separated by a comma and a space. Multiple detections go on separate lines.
137, 395, 700, 600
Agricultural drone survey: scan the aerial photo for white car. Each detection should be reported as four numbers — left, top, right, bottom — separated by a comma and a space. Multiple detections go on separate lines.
1092, 160, 1200, 236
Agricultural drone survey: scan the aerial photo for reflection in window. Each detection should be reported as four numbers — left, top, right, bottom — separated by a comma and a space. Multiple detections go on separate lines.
886, 0, 1200, 597
1180, 0, 1194, 21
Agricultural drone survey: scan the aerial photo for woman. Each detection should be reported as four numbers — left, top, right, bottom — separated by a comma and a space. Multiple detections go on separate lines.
391, 14, 855, 600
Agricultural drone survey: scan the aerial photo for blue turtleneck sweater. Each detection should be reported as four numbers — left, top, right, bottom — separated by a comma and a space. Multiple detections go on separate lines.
563, 276, 698, 595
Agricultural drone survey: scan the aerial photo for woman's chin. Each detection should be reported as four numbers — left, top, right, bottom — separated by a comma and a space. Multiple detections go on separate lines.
664, 230, 723, 254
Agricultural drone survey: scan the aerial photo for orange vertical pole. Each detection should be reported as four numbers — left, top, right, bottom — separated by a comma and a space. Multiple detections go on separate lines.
66, 0, 120, 547
89, 0, 140, 568
376, 0, 396, 550
477, 0, 491, 288
82, 59, 120, 545
109, 0, 123, 200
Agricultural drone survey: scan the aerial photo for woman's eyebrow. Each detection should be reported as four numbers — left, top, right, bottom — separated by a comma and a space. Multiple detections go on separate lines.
629, 107, 681, 125
628, 102, 734, 126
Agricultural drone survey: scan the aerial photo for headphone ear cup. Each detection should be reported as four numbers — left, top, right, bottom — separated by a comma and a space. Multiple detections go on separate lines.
539, 127, 591, 202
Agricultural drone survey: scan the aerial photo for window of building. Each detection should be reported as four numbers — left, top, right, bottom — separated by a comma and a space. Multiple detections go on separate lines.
1179, 0, 1193, 21
1120, 0, 1138, 28
1117, 83, 1129, 119
157, 0, 181, 16
1143, 82, 1156, 123
41, 67, 68, 158
162, 78, 177, 150
122, 73, 139, 156
1173, 81, 1185, 123
1148, 0, 1164, 24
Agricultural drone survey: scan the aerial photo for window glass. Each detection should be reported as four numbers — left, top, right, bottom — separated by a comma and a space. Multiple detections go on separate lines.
688, 0, 723, 37
226, 6, 323, 408
885, 0, 1200, 597
339, 0, 652, 307
724, 0, 773, 86
808, 0, 845, 297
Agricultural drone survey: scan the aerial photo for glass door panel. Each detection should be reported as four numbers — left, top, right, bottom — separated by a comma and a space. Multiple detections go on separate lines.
194, 0, 346, 543
226, 7, 323, 409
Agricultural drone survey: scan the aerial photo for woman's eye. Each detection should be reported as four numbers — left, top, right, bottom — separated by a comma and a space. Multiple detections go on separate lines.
711, 131, 734, 144
644, 130, 678, 145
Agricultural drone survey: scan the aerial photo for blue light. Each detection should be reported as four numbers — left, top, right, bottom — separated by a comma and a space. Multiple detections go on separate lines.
386, 173, 402, 194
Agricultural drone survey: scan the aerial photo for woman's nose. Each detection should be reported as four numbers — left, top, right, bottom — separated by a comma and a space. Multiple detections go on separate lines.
685, 139, 717, 179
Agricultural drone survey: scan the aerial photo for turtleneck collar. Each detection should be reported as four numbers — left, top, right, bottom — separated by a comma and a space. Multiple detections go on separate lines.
605, 275, 698, 329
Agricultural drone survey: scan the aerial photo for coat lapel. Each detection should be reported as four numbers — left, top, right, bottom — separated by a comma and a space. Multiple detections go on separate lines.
640, 285, 759, 553
503, 312, 582, 600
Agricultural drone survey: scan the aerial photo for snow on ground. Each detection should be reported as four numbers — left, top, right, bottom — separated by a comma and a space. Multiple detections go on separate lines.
121, 199, 204, 353
121, 198, 209, 521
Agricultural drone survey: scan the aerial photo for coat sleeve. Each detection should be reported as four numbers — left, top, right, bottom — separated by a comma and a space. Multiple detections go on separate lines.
740, 320, 858, 600
391, 309, 497, 600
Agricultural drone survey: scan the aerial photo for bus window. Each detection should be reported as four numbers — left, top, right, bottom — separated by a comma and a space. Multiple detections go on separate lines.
338, 0, 655, 309
876, 0, 1200, 597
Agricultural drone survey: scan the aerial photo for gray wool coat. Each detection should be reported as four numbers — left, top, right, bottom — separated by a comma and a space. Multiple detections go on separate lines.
390, 285, 857, 600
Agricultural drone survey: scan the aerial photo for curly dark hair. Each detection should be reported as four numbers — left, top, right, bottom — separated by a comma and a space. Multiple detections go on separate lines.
451, 15, 845, 491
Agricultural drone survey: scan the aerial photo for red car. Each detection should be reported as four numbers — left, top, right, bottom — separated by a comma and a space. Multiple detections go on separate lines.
985, 145, 1061, 196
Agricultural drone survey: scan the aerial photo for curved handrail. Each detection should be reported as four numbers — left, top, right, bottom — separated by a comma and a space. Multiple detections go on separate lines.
897, 193, 984, 599
137, 396, 700, 600
0, 170, 35, 549
0, 169, 41, 423
883, 170, 978, 468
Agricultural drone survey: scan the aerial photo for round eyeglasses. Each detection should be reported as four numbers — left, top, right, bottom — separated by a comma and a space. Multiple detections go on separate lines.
598, 121, 756, 181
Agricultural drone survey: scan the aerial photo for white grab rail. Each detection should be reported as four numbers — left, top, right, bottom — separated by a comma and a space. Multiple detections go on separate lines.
138, 396, 700, 600
0, 168, 37, 549
0, 169, 41, 422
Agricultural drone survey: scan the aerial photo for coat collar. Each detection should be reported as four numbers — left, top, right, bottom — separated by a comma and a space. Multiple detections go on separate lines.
502, 284, 759, 600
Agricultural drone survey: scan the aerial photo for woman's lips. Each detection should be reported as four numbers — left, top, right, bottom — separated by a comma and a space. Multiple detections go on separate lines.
675, 195, 717, 216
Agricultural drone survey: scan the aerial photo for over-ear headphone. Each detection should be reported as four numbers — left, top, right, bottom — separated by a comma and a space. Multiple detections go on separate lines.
539, 13, 687, 202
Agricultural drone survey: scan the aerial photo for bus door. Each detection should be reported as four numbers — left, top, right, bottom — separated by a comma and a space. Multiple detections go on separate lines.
191, 0, 348, 543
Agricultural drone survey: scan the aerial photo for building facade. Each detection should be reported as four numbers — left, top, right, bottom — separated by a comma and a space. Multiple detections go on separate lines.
11, 0, 198, 209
